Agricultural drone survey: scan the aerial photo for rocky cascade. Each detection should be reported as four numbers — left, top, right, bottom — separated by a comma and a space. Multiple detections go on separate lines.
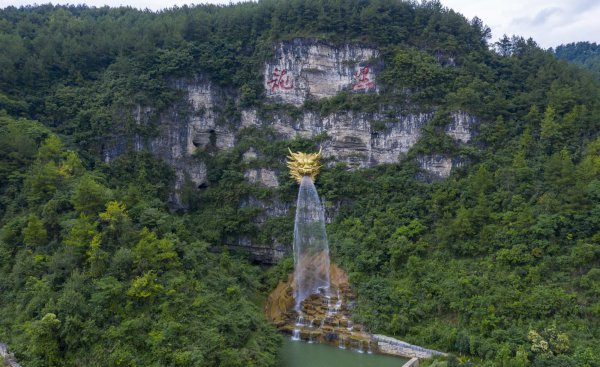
265, 265, 446, 359
266, 265, 376, 353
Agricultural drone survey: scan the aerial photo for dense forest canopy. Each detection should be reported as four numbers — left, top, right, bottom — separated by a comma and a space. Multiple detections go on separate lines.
1, 1, 600, 367
555, 41, 600, 78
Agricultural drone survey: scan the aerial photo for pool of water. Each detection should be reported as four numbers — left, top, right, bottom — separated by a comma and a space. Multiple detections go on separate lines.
278, 338, 408, 367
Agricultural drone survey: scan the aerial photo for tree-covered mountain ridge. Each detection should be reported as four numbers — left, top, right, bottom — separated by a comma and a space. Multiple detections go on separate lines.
1, 1, 600, 366
555, 41, 600, 78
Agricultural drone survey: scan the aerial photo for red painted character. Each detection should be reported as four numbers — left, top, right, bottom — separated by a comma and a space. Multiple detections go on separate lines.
352, 66, 375, 91
267, 67, 294, 92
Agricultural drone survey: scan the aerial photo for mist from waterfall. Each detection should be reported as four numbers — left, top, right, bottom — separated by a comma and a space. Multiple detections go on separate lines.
293, 176, 331, 309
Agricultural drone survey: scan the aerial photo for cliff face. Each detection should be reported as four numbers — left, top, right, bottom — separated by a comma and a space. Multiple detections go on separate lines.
104, 88, 475, 189
123, 97, 474, 190
102, 39, 478, 261
264, 39, 379, 105
242, 109, 432, 167
416, 154, 466, 180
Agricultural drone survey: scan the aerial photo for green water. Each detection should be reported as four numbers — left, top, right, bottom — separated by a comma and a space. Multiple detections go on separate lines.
279, 338, 408, 367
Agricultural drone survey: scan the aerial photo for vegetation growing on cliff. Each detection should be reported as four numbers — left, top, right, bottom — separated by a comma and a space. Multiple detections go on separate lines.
1, 1, 600, 367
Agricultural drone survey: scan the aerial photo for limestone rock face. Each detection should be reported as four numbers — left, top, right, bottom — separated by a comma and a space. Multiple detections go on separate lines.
241, 196, 291, 222
242, 109, 433, 168
242, 147, 258, 161
0, 341, 22, 367
99, 39, 480, 261
417, 154, 466, 179
244, 168, 279, 188
102, 78, 477, 197
102, 76, 233, 206
265, 39, 379, 105
146, 77, 230, 206
418, 155, 453, 178
447, 111, 476, 143
102, 76, 477, 204
177, 78, 235, 152
101, 41, 478, 197
143, 77, 234, 166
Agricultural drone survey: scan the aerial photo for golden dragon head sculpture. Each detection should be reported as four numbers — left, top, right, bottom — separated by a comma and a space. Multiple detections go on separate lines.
287, 147, 322, 184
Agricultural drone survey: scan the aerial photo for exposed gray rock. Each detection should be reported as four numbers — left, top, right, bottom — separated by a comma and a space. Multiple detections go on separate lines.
240, 196, 291, 221
265, 39, 379, 105
102, 80, 478, 213
176, 78, 235, 151
0, 342, 22, 367
237, 195, 291, 262
131, 76, 234, 172
447, 111, 477, 143
241, 108, 259, 127
324, 199, 341, 224
242, 147, 258, 161
168, 163, 208, 209
178, 163, 207, 188
244, 168, 279, 188
102, 44, 477, 194
417, 154, 453, 178
416, 154, 465, 179
242, 109, 433, 168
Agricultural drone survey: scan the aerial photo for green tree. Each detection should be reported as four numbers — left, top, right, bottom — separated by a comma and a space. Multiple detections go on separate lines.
71, 174, 112, 216
25, 313, 62, 367
540, 106, 561, 153
22, 215, 47, 247
132, 228, 179, 273
64, 214, 98, 248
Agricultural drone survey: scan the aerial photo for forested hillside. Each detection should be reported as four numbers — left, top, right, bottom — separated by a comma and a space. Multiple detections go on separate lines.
1, 1, 599, 367
555, 41, 600, 78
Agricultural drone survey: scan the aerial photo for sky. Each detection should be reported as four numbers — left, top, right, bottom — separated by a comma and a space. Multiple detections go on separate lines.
441, 0, 600, 49
1, 0, 600, 49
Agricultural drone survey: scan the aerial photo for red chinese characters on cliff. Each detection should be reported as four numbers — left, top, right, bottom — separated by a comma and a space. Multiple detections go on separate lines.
352, 66, 375, 91
267, 67, 294, 92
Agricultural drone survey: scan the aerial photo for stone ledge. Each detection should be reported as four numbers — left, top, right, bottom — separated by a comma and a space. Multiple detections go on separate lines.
373, 334, 446, 359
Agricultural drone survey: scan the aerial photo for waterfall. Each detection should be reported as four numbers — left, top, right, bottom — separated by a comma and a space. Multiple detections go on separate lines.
293, 176, 331, 309
357, 340, 365, 353
292, 329, 301, 341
